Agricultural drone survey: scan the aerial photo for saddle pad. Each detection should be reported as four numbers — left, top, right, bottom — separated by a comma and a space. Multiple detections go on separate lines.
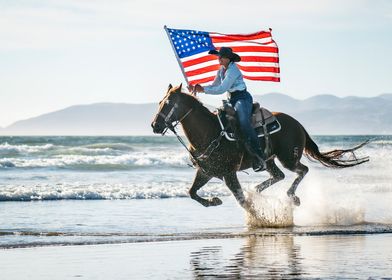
252, 104, 276, 128
217, 112, 281, 142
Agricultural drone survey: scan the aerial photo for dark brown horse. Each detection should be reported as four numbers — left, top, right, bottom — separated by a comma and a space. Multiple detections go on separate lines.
151, 84, 369, 208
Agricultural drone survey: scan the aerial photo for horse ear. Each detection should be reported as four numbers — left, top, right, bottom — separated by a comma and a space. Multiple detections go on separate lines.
178, 83, 182, 91
167, 84, 173, 92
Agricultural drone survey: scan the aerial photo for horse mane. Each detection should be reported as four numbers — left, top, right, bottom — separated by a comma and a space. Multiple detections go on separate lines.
178, 91, 216, 118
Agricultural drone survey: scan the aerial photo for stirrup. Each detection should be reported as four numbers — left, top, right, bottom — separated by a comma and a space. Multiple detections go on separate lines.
252, 158, 266, 172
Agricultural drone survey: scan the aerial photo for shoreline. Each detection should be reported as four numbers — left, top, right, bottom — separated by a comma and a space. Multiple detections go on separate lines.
2, 223, 392, 250
2, 234, 392, 279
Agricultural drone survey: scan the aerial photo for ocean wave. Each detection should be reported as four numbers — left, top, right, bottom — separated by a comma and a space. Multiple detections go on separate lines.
0, 160, 16, 168
83, 143, 134, 151
0, 151, 191, 170
0, 142, 54, 156
0, 142, 136, 157
367, 139, 392, 146
0, 182, 230, 201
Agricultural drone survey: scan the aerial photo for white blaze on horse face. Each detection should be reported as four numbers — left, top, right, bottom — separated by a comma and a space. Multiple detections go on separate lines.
155, 91, 180, 127
157, 93, 171, 115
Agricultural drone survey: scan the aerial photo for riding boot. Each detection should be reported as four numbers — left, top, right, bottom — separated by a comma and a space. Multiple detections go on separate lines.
252, 148, 266, 172
244, 141, 266, 172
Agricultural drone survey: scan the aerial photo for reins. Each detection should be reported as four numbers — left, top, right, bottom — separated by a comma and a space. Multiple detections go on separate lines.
160, 100, 225, 171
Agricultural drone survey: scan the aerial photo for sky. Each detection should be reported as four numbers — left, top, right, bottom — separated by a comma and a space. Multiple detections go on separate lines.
0, 0, 391, 127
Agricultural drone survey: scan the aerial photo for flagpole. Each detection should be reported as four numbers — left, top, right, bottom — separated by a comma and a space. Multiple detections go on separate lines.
164, 25, 189, 86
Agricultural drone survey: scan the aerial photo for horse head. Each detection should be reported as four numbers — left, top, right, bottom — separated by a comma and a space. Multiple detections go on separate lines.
151, 83, 192, 134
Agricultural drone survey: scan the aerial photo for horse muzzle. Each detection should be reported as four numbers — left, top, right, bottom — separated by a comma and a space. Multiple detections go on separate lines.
151, 121, 165, 134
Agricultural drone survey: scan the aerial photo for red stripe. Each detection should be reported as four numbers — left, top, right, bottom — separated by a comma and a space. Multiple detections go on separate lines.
181, 55, 216, 68
230, 46, 278, 53
185, 64, 220, 77
210, 31, 272, 43
188, 76, 215, 85
243, 76, 280, 82
241, 56, 279, 63
238, 65, 280, 73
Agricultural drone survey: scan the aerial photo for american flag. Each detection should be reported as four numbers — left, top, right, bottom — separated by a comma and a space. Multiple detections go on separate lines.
165, 27, 280, 85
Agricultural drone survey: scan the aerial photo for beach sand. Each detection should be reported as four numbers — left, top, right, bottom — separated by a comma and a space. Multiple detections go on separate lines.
1, 233, 392, 279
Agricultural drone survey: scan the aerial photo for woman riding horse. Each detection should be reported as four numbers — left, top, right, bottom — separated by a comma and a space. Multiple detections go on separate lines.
151, 84, 368, 208
188, 47, 266, 172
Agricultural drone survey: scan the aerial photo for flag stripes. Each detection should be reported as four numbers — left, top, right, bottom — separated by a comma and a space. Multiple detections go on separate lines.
166, 27, 280, 85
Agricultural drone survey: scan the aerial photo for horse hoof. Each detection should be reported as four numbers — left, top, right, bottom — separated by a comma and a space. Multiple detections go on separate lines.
256, 185, 267, 193
210, 197, 223, 206
291, 195, 300, 206
287, 192, 301, 206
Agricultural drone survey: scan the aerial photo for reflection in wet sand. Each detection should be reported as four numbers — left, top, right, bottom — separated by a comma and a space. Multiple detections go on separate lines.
190, 235, 303, 279
190, 234, 392, 279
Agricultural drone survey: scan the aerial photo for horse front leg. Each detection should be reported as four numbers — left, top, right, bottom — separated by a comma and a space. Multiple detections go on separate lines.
189, 169, 222, 207
224, 172, 263, 217
223, 172, 248, 208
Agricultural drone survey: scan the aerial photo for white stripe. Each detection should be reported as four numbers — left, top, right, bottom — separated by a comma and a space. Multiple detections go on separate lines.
213, 38, 273, 47
238, 62, 279, 67
236, 52, 279, 57
242, 71, 280, 77
187, 70, 217, 82
180, 51, 211, 62
184, 60, 219, 71
210, 34, 272, 41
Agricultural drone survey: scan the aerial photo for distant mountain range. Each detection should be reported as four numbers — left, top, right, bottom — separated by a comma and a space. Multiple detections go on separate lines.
1, 93, 392, 135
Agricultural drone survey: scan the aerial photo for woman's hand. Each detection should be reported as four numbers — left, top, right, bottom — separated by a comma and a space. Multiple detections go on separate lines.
187, 84, 195, 93
194, 84, 204, 93
187, 84, 203, 96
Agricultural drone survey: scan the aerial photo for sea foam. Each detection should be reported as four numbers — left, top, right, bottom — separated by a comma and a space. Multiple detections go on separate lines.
0, 182, 230, 201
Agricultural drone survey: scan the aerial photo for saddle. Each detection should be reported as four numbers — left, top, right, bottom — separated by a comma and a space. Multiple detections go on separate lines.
217, 102, 281, 142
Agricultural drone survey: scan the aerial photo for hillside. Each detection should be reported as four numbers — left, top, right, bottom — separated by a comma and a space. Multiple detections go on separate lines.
1, 94, 392, 135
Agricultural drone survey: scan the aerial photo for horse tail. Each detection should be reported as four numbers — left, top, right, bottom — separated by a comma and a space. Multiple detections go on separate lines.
303, 128, 369, 168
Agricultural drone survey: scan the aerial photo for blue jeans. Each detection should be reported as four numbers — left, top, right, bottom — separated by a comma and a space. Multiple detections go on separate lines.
229, 91, 264, 159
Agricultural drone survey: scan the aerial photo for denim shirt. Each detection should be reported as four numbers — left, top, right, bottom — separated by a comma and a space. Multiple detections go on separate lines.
203, 62, 246, 96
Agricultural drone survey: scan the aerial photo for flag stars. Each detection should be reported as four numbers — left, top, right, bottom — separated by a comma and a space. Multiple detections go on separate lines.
168, 29, 213, 58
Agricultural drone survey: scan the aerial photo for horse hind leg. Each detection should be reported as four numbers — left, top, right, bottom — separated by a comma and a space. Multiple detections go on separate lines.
286, 162, 309, 206
255, 159, 285, 193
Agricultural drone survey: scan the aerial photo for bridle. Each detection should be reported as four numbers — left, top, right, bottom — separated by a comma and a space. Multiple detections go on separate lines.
154, 96, 225, 173
156, 98, 193, 135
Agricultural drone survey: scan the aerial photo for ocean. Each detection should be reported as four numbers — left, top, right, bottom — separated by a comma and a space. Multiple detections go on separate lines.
1, 135, 391, 243
1, 135, 392, 278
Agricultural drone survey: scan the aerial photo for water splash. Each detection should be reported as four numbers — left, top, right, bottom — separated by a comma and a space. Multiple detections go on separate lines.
244, 190, 294, 228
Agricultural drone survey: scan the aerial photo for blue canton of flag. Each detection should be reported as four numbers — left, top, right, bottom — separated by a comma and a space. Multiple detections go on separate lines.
167, 28, 214, 58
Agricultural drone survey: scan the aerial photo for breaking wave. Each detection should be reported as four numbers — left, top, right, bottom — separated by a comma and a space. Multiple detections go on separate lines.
0, 182, 230, 201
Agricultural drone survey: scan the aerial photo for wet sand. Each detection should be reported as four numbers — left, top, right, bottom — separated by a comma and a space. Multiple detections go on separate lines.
1, 233, 392, 279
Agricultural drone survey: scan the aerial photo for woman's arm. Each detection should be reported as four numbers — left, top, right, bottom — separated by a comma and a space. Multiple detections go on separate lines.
203, 66, 240, 95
